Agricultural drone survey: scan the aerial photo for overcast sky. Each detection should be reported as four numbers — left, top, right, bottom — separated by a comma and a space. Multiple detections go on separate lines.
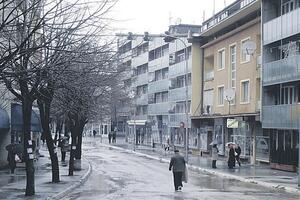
111, 0, 236, 34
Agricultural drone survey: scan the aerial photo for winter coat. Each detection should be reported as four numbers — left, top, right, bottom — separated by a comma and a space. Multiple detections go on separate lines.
169, 154, 186, 172
212, 147, 218, 160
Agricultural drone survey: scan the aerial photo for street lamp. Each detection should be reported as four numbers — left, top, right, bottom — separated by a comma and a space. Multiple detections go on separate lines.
129, 90, 136, 151
164, 31, 190, 163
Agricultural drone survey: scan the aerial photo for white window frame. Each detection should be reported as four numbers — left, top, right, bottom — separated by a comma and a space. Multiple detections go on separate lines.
217, 48, 226, 70
229, 43, 237, 89
217, 85, 225, 106
240, 79, 250, 104
241, 37, 251, 64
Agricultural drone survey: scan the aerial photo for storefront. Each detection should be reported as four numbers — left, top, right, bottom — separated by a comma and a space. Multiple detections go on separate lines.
267, 129, 299, 172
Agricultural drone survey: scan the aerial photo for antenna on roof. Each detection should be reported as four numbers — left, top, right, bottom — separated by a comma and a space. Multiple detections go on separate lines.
202, 10, 206, 22
224, 0, 227, 7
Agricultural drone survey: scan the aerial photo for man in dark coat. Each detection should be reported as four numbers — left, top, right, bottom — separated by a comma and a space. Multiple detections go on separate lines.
235, 144, 241, 166
228, 144, 235, 169
6, 144, 16, 173
169, 149, 186, 191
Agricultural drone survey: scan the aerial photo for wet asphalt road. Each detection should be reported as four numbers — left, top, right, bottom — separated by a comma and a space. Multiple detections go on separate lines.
62, 139, 298, 200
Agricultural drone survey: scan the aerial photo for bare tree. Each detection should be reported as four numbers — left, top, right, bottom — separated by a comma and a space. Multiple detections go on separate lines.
0, 0, 118, 195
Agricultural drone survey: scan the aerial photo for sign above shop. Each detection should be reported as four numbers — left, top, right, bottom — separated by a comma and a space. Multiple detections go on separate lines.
227, 119, 239, 128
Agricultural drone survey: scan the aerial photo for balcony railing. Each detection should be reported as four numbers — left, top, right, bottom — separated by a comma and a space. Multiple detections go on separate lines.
263, 55, 300, 86
168, 59, 191, 78
136, 94, 148, 105
263, 7, 300, 45
148, 79, 169, 94
168, 86, 191, 102
132, 73, 148, 86
262, 104, 300, 129
148, 102, 170, 115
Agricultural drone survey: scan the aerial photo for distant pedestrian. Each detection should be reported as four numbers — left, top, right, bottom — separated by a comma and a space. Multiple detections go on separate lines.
235, 144, 241, 166
112, 128, 117, 143
59, 136, 69, 162
211, 144, 218, 169
6, 144, 16, 174
228, 144, 235, 169
93, 130, 97, 138
108, 132, 112, 144
169, 149, 186, 191
165, 137, 170, 151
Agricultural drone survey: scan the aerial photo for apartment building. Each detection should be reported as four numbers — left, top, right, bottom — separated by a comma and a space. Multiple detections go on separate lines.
262, 0, 299, 171
117, 24, 201, 148
189, 0, 262, 161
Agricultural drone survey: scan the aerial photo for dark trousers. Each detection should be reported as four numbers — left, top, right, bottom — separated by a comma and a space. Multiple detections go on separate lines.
236, 156, 241, 166
61, 151, 66, 162
212, 160, 217, 168
173, 171, 183, 190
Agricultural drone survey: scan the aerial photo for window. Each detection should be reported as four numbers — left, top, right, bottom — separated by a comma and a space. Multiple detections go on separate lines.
155, 93, 162, 103
177, 76, 185, 88
136, 64, 148, 75
175, 101, 191, 113
241, 80, 250, 103
218, 86, 224, 105
137, 85, 148, 96
230, 45, 236, 88
218, 49, 225, 70
162, 68, 169, 79
241, 39, 251, 63
155, 68, 168, 81
282, 0, 296, 15
162, 92, 168, 102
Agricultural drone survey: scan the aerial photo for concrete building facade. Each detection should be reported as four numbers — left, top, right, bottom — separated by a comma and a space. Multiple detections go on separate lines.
190, 0, 263, 161
262, 0, 299, 171
117, 25, 201, 149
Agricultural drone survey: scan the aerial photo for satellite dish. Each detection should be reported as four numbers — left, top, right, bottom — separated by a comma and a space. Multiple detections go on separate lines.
224, 88, 235, 102
242, 40, 256, 55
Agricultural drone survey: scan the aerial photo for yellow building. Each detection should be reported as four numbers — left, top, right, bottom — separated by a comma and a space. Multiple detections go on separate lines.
189, 0, 264, 162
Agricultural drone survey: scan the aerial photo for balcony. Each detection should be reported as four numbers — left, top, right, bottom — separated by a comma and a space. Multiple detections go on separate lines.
263, 7, 300, 45
263, 55, 300, 86
262, 104, 300, 129
148, 102, 170, 115
136, 94, 148, 105
148, 79, 169, 94
169, 86, 191, 102
168, 59, 191, 78
148, 55, 169, 72
169, 114, 191, 128
132, 73, 148, 86
131, 52, 148, 67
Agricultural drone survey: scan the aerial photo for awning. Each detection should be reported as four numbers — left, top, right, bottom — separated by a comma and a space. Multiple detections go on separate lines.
0, 107, 10, 129
127, 120, 147, 126
11, 103, 42, 132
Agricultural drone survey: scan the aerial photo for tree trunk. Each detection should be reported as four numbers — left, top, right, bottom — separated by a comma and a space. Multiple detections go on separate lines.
22, 98, 35, 196
38, 100, 60, 183
75, 121, 85, 160
68, 133, 77, 176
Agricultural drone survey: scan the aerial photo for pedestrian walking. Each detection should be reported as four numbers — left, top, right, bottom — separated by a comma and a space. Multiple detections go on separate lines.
112, 131, 117, 143
169, 149, 186, 191
108, 132, 112, 144
228, 144, 235, 169
235, 144, 241, 166
6, 144, 17, 174
59, 136, 69, 162
211, 144, 218, 169
93, 130, 97, 138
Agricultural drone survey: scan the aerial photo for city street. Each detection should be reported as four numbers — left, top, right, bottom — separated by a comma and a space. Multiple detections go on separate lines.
61, 138, 298, 200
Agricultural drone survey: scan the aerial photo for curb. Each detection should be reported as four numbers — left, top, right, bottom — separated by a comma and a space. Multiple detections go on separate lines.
47, 157, 92, 200
103, 143, 300, 195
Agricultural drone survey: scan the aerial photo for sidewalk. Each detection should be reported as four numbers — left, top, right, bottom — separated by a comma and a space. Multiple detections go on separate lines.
0, 146, 91, 200
103, 137, 300, 195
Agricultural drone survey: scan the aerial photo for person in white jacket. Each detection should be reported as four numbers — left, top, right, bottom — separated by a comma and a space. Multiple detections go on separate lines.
212, 144, 218, 169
